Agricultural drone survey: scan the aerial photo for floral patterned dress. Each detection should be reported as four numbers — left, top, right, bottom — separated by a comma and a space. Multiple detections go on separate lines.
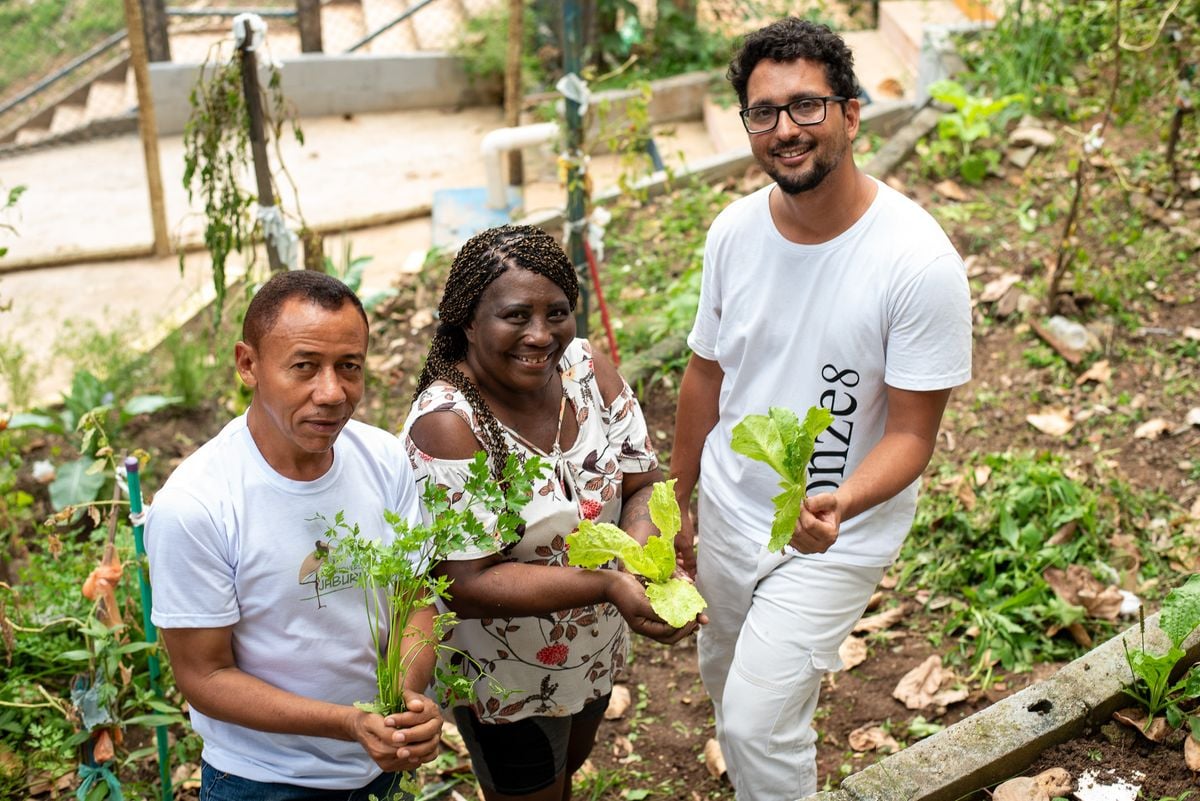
402, 338, 658, 723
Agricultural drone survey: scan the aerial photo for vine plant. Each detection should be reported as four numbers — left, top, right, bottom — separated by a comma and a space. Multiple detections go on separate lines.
181, 39, 307, 326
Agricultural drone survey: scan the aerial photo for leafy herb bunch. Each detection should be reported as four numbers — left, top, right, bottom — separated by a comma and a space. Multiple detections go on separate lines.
317, 452, 546, 717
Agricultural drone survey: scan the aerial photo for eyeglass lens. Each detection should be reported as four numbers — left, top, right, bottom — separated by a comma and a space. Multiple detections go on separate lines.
742, 98, 830, 132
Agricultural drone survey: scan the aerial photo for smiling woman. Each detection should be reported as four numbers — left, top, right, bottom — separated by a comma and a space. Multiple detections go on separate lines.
400, 224, 701, 801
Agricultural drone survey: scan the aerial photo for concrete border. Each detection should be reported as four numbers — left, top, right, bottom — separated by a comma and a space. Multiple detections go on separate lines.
804, 613, 1200, 801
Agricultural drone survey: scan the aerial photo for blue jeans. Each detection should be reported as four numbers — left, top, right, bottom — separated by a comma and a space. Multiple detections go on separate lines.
200, 761, 412, 801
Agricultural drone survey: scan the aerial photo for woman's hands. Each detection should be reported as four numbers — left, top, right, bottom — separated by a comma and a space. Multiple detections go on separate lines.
605, 569, 704, 645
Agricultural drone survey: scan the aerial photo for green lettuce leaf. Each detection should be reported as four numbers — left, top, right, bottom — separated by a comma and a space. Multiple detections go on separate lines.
645, 579, 707, 629
648, 479, 681, 541
731, 405, 835, 552
566, 481, 707, 627
567, 521, 640, 569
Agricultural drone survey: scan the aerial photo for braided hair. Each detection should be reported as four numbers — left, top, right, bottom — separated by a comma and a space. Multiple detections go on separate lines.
414, 224, 580, 476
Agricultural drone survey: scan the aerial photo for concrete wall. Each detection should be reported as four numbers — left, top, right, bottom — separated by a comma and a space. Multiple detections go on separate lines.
149, 52, 501, 135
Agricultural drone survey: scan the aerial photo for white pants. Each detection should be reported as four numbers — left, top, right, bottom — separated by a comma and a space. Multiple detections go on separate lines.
696, 494, 886, 801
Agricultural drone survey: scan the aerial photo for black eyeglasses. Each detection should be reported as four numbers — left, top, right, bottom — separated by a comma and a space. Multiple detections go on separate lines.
738, 96, 847, 134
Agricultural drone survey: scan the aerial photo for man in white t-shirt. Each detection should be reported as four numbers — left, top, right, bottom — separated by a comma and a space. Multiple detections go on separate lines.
146, 271, 442, 800
670, 18, 973, 800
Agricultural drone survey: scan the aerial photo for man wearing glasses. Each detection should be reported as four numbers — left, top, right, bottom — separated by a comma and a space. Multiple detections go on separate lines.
670, 18, 972, 800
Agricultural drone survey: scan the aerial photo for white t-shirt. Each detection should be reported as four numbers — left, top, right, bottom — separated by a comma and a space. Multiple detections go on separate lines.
688, 179, 973, 566
146, 416, 421, 788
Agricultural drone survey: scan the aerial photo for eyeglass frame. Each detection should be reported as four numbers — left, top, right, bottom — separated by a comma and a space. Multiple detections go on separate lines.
738, 96, 849, 134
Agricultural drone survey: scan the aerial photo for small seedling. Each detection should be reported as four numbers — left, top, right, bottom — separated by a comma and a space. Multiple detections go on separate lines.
1122, 574, 1200, 729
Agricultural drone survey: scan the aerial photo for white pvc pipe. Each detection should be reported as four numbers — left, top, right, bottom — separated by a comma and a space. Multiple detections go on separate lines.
481, 122, 559, 210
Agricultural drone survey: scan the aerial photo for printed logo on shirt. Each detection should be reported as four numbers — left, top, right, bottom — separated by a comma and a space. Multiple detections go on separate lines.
808, 363, 859, 493
297, 540, 363, 608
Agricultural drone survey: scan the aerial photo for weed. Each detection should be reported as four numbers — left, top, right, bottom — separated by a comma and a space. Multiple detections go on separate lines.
918, 80, 1024, 184
898, 451, 1165, 675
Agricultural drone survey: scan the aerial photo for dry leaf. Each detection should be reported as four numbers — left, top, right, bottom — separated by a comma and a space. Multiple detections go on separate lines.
847, 725, 900, 753
440, 720, 469, 757
879, 573, 898, 590
931, 687, 970, 707
703, 738, 726, 778
1112, 707, 1171, 742
980, 273, 1023, 303
605, 684, 631, 720
1185, 407, 1200, 427
612, 735, 635, 759
973, 464, 992, 486
838, 635, 868, 670
170, 762, 202, 790
1047, 521, 1078, 546
1027, 408, 1074, 437
854, 604, 909, 634
1186, 733, 1200, 771
934, 179, 970, 201
1184, 326, 1200, 340
893, 655, 945, 710
93, 729, 114, 762
1133, 418, 1171, 439
1043, 565, 1123, 620
865, 591, 884, 612
1075, 360, 1112, 385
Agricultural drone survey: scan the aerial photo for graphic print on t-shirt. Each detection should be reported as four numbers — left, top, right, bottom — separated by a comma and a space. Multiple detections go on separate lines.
808, 362, 860, 494
297, 540, 362, 608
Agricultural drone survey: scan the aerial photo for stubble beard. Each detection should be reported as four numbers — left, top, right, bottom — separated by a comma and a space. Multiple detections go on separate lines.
761, 130, 849, 195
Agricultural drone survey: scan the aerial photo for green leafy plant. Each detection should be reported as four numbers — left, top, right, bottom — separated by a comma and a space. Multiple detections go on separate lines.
730, 406, 834, 552
919, 80, 1025, 184
566, 479, 705, 628
318, 452, 547, 719
8, 371, 177, 512
898, 452, 1169, 677
182, 41, 305, 325
1122, 574, 1200, 729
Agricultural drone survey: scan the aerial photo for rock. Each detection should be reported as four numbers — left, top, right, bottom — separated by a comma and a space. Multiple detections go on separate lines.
1007, 145, 1038, 169
1009, 126, 1058, 149
604, 684, 631, 719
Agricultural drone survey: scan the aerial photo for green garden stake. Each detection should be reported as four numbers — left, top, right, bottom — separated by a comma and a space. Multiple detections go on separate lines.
125, 456, 173, 800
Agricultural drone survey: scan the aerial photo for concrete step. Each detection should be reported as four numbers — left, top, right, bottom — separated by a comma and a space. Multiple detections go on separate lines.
84, 74, 132, 122
49, 102, 88, 134
13, 123, 52, 146
878, 0, 971, 76
358, 0, 418, 53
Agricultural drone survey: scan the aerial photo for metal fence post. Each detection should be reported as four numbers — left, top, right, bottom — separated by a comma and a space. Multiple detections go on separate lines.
563, 0, 589, 336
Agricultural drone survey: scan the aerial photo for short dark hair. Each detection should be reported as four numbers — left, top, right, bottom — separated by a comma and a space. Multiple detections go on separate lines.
242, 271, 368, 348
727, 17, 861, 108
